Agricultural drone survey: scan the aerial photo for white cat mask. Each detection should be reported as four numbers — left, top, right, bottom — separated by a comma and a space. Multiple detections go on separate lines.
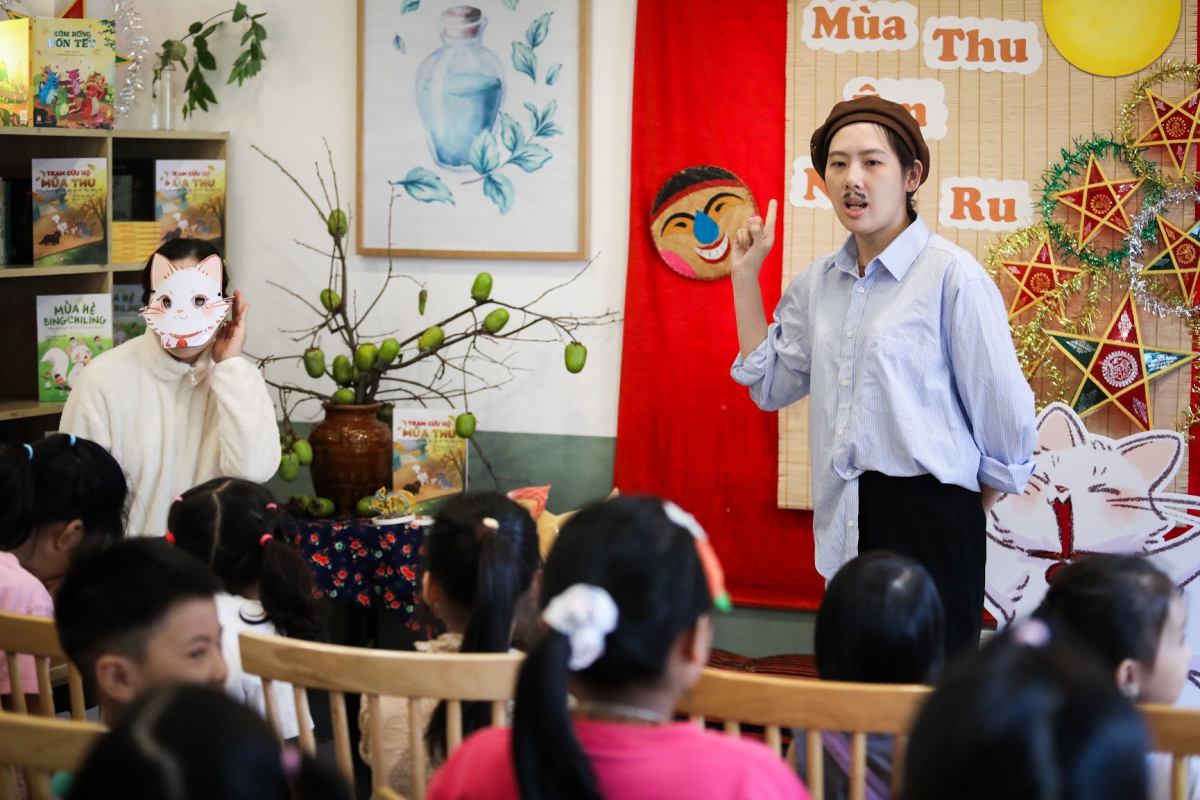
140, 253, 233, 350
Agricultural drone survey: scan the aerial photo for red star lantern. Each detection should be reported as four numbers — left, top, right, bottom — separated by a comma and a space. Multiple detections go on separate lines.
1135, 87, 1200, 177
1047, 293, 1196, 430
1140, 216, 1200, 303
999, 238, 1082, 318
1051, 156, 1143, 248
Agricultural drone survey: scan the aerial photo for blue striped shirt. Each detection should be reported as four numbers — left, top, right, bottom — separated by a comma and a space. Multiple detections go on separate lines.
731, 217, 1036, 578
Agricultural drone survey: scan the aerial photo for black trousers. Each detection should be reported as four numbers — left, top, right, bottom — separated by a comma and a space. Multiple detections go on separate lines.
856, 471, 986, 662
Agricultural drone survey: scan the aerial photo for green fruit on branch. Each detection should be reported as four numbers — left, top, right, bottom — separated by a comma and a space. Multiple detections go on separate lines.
303, 347, 326, 379
378, 337, 401, 365
454, 412, 477, 438
470, 272, 493, 302
483, 308, 509, 334
564, 341, 588, 374
278, 452, 300, 482
354, 342, 379, 371
332, 355, 354, 386
287, 494, 314, 516
326, 208, 349, 238
311, 497, 336, 518
331, 387, 356, 404
291, 438, 313, 466
320, 288, 342, 313
418, 325, 445, 352
418, 288, 428, 315
376, 404, 393, 425
355, 496, 377, 517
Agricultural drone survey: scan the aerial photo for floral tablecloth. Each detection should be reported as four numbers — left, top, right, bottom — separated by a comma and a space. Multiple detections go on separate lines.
286, 516, 428, 614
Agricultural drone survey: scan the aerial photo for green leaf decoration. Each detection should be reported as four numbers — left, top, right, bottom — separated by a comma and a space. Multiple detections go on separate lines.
498, 111, 525, 153
393, 34, 406, 53
483, 173, 514, 215
502, 0, 519, 8
525, 12, 552, 48
546, 63, 561, 85
510, 142, 552, 172
401, 0, 420, 12
511, 41, 536, 83
392, 167, 455, 205
468, 130, 501, 174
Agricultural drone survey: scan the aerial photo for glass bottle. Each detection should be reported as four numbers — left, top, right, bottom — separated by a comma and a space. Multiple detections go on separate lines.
415, 6, 506, 170
151, 64, 176, 131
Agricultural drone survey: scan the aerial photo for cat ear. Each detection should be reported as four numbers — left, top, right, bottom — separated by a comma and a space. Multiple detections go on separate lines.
1036, 402, 1088, 451
193, 254, 223, 286
149, 253, 175, 289
1118, 432, 1183, 491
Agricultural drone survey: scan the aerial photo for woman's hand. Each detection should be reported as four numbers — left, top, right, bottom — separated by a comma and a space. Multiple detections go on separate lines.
731, 199, 778, 280
212, 290, 249, 363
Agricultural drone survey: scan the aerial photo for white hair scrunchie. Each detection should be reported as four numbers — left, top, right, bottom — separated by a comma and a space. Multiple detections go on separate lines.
542, 583, 619, 671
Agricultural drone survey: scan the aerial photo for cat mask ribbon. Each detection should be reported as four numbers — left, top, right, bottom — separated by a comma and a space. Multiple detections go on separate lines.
140, 253, 232, 350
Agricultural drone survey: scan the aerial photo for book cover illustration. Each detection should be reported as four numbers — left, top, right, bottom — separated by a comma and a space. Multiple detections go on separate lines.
36, 292, 112, 402
32, 157, 106, 266
30, 17, 115, 128
111, 284, 145, 345
392, 409, 468, 503
155, 160, 226, 249
0, 18, 30, 126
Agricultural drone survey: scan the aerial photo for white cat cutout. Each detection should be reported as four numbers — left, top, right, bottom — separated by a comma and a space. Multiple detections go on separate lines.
986, 402, 1200, 700
139, 253, 232, 350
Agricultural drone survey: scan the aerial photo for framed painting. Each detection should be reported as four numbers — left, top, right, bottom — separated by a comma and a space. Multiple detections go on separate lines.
356, 0, 589, 259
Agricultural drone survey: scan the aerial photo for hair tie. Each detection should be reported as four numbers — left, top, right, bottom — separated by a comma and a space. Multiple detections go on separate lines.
173, 495, 183, 503
67, 434, 76, 447
1013, 618, 1052, 648
542, 584, 619, 671
265, 502, 278, 511
164, 531, 176, 545
22, 444, 33, 460
662, 501, 732, 612
481, 517, 499, 530
280, 744, 302, 778
259, 533, 273, 547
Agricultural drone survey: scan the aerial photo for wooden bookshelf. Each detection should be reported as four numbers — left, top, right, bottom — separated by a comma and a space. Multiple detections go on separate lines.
0, 128, 229, 443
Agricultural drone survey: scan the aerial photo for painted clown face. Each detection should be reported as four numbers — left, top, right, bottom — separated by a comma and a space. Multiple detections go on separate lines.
650, 167, 757, 280
140, 253, 232, 351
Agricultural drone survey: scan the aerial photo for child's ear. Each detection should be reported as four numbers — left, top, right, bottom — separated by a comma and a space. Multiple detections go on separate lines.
1115, 657, 1141, 700
528, 568, 544, 608
677, 615, 713, 668
94, 653, 143, 708
49, 519, 84, 558
421, 571, 439, 607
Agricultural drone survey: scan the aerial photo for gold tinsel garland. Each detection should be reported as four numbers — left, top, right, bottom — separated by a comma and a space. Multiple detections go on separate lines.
1118, 60, 1200, 191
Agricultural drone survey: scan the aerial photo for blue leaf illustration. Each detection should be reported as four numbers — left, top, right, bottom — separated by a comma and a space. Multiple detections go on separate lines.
498, 111, 525, 153
523, 101, 540, 130
502, 0, 518, 8
537, 122, 563, 137
391, 167, 454, 205
533, 99, 559, 137
401, 0, 419, 13
511, 41, 536, 83
510, 142, 552, 173
392, 33, 406, 53
525, 12, 552, 48
483, 174, 514, 214
468, 130, 501, 174
546, 63, 562, 85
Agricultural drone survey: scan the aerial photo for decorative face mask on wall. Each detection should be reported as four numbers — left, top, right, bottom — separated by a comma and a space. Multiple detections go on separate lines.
649, 165, 758, 280
140, 253, 232, 350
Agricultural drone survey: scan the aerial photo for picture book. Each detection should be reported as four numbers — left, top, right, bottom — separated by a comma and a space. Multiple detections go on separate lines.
0, 17, 30, 126
30, 17, 115, 128
393, 409, 468, 503
36, 292, 111, 402
155, 160, 226, 250
111, 283, 144, 345
32, 156, 106, 265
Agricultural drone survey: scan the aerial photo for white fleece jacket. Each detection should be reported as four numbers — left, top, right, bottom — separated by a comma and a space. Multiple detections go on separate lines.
60, 332, 280, 536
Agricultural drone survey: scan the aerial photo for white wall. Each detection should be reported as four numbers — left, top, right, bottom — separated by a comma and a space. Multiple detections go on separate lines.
125, 0, 636, 437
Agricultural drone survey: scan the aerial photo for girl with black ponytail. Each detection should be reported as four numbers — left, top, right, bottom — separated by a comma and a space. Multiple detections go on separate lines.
427, 495, 808, 800
168, 477, 327, 739
360, 491, 541, 797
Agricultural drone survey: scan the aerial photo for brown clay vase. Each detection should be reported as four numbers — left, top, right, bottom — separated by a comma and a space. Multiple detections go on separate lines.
309, 403, 392, 515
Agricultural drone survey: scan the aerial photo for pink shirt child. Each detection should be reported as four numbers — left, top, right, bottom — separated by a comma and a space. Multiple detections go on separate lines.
428, 718, 810, 800
0, 552, 54, 694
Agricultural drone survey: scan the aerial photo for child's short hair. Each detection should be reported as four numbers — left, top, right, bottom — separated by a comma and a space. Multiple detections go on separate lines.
55, 538, 220, 678
816, 551, 945, 683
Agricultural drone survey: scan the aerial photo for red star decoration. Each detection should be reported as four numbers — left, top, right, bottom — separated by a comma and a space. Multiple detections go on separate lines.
1051, 156, 1143, 248
1140, 216, 1200, 303
1136, 87, 1200, 177
999, 238, 1082, 318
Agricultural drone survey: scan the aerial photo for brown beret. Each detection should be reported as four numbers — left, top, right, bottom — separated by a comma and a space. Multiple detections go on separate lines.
810, 96, 930, 186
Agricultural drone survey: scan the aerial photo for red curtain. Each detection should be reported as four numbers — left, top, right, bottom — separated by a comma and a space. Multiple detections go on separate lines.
614, 0, 823, 609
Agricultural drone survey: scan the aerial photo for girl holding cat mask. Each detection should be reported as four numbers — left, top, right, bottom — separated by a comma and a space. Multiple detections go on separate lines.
60, 238, 279, 537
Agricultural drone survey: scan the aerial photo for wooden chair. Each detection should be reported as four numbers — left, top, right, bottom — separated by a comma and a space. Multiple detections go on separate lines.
0, 612, 87, 719
1142, 704, 1200, 800
0, 712, 104, 800
676, 668, 930, 800
239, 631, 523, 800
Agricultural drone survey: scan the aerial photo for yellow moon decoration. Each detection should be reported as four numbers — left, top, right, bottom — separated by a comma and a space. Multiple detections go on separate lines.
1043, 0, 1181, 77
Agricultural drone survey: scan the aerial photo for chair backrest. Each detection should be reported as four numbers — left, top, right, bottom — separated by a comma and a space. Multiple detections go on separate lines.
0, 713, 104, 800
1142, 703, 1200, 800
239, 631, 523, 800
676, 668, 931, 800
0, 611, 87, 719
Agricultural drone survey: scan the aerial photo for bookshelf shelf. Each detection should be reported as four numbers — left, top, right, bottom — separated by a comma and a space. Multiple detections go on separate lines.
0, 400, 65, 421
0, 264, 107, 279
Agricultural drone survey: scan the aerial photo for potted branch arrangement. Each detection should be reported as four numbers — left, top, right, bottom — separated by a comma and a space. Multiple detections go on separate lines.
252, 143, 616, 517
